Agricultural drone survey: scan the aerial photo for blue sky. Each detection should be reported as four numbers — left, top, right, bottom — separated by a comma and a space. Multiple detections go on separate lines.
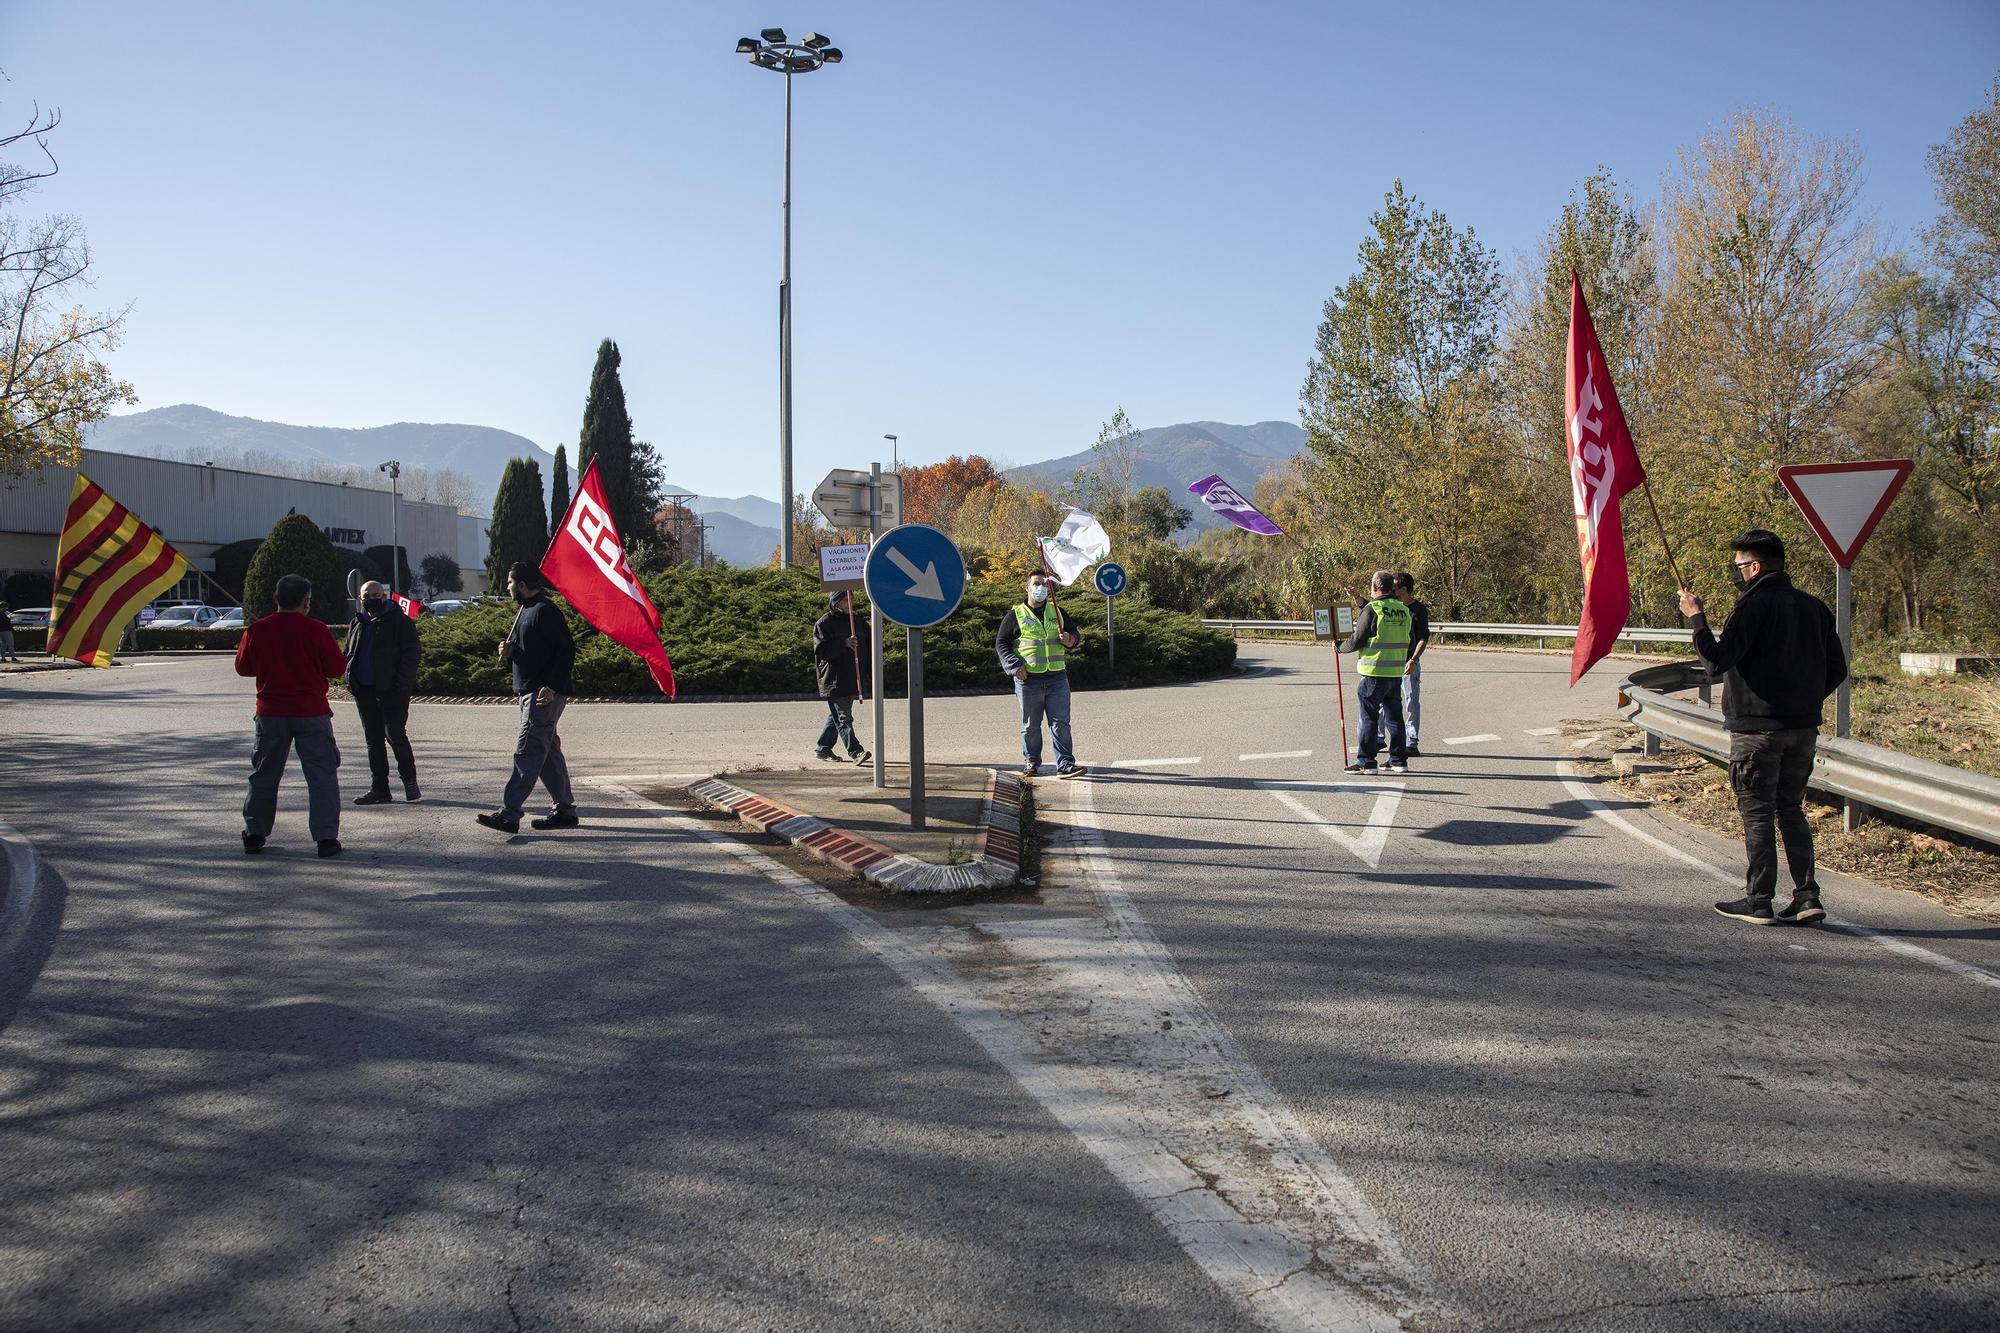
5, 1, 1996, 501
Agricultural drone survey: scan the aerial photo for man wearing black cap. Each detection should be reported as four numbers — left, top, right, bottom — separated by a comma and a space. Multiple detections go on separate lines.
811, 590, 870, 765
1679, 530, 1846, 927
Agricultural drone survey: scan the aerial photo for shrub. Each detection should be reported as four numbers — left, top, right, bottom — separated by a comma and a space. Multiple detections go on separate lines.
3, 570, 53, 608
243, 515, 345, 623
412, 566, 1235, 696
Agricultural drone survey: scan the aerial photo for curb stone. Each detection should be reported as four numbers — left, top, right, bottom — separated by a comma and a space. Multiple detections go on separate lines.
690, 770, 1027, 896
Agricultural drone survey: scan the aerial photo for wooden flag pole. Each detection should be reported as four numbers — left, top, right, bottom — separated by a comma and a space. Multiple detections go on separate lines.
1638, 478, 1687, 590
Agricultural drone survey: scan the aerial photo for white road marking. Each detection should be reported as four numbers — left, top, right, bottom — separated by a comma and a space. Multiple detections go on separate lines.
0, 816, 43, 959
1555, 762, 2000, 993
1442, 734, 1501, 745
1111, 756, 1201, 768
1524, 726, 1562, 736
1258, 783, 1405, 871
588, 777, 1438, 1330
1239, 750, 1312, 761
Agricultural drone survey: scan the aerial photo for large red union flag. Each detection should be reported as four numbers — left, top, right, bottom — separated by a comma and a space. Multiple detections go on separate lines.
1566, 271, 1647, 685
541, 458, 676, 698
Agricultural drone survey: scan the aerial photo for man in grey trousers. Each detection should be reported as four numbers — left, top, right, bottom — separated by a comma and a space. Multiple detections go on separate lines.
477, 562, 579, 836
234, 573, 348, 857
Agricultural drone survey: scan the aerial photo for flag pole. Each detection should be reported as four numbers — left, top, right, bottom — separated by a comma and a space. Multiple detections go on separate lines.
1639, 478, 1687, 590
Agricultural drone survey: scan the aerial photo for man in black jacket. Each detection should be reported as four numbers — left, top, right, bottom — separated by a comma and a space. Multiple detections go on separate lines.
345, 581, 422, 804
478, 562, 579, 835
811, 591, 871, 765
1679, 530, 1847, 926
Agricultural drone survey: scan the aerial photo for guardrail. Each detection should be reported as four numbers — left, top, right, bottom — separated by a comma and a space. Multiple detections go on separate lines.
1202, 619, 1696, 648
1619, 660, 2000, 846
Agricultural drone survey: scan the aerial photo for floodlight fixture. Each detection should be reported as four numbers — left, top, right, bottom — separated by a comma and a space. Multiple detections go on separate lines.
821, 48, 842, 63
802, 32, 830, 48
760, 27, 787, 42
736, 36, 759, 53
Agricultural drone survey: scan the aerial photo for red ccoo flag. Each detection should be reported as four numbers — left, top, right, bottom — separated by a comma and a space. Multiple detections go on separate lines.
541, 457, 677, 698
1566, 271, 1647, 685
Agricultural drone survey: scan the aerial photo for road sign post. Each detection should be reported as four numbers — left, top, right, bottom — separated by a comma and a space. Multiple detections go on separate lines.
1093, 562, 1127, 675
815, 468, 902, 531
1776, 460, 1914, 741
870, 464, 887, 789
863, 524, 968, 830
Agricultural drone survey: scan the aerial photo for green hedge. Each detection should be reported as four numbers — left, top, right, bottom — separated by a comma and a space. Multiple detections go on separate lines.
3, 626, 244, 655
413, 566, 1236, 697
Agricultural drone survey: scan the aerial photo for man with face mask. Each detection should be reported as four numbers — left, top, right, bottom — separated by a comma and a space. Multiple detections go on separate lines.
477, 562, 579, 835
996, 570, 1087, 778
345, 580, 422, 804
1679, 530, 1846, 926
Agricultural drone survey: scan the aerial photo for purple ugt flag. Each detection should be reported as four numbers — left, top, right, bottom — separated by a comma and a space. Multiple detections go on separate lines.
1188, 473, 1285, 536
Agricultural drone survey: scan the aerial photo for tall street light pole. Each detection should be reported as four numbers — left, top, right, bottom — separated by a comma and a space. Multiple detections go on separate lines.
378, 459, 401, 594
883, 433, 897, 473
737, 28, 842, 567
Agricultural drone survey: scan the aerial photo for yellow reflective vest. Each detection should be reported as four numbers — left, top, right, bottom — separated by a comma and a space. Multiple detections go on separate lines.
1357, 597, 1412, 678
1013, 603, 1068, 673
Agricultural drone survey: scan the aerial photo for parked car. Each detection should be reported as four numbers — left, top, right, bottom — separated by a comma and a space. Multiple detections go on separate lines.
10, 607, 51, 629
150, 605, 222, 629
210, 608, 245, 630
427, 599, 469, 615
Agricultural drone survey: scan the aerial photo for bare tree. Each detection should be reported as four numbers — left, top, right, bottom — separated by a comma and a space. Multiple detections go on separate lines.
1, 100, 135, 474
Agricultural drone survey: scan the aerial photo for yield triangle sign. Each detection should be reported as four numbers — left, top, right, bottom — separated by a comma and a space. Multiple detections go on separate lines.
1777, 460, 1914, 569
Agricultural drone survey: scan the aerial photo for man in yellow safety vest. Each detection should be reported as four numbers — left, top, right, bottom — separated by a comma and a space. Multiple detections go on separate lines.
995, 571, 1088, 779
1337, 570, 1413, 774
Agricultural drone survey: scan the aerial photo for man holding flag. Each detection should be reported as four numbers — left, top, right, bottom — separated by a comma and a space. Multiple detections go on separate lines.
477, 562, 580, 836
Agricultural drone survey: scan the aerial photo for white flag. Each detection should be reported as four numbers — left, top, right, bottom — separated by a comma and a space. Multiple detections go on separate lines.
1038, 507, 1112, 586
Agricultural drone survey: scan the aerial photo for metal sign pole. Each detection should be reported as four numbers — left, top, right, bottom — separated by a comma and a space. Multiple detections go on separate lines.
1106, 595, 1114, 673
908, 627, 925, 828
870, 463, 887, 789
1835, 565, 1852, 739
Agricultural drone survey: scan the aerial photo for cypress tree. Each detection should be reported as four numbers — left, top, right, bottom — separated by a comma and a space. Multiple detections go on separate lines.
485, 457, 550, 589
549, 443, 571, 531
575, 338, 660, 543
243, 514, 345, 623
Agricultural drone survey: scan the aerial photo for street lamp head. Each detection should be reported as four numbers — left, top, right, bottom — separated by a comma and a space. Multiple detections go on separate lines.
820, 48, 842, 63
736, 36, 759, 53
760, 27, 787, 42
785, 55, 817, 73
801, 31, 831, 48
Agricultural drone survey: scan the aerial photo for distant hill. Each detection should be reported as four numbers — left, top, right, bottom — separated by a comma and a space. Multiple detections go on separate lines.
659, 486, 783, 567
88, 405, 555, 512
1005, 420, 1302, 537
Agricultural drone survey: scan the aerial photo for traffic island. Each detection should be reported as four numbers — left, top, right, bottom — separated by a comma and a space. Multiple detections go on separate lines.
690, 762, 1028, 895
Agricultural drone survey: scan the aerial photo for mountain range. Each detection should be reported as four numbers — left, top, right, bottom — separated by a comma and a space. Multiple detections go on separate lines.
87, 407, 1304, 561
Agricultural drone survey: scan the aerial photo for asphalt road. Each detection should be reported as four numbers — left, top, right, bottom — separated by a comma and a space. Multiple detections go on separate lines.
1, 644, 1994, 1331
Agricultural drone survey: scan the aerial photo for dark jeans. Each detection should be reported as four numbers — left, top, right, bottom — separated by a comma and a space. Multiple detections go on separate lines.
243, 714, 341, 842
1730, 727, 1819, 902
1016, 671, 1076, 769
502, 694, 575, 820
816, 695, 864, 756
1355, 674, 1406, 766
353, 687, 417, 791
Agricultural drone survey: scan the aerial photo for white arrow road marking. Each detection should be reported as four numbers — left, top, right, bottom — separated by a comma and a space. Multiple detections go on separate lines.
589, 776, 1440, 1331
1553, 762, 2000, 993
884, 546, 944, 600
1240, 750, 1313, 761
1258, 781, 1405, 871
1112, 756, 1201, 768
1442, 734, 1501, 746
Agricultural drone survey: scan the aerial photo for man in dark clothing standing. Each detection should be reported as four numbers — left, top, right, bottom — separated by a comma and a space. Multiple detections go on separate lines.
235, 573, 348, 857
1680, 530, 1847, 926
812, 590, 871, 765
1339, 571, 1413, 774
345, 580, 423, 805
477, 562, 579, 836
1393, 572, 1430, 756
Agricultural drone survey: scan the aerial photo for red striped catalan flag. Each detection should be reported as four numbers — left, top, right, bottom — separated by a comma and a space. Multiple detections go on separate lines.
49, 474, 190, 668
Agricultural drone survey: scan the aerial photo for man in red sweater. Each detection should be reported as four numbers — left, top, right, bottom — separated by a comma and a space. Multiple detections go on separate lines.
235, 573, 348, 857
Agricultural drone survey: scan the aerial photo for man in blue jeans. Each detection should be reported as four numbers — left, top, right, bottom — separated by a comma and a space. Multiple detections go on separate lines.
478, 562, 580, 836
996, 571, 1087, 778
1338, 570, 1413, 774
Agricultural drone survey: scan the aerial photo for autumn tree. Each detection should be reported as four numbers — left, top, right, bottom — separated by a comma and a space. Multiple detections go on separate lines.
1, 101, 135, 475
900, 454, 1004, 532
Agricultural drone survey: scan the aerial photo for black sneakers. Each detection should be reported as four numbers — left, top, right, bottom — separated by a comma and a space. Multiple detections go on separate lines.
1022, 764, 1040, 778
1713, 897, 1777, 925
1778, 890, 1827, 925
1056, 764, 1089, 780
242, 832, 266, 855
531, 811, 580, 830
317, 839, 343, 858
404, 780, 423, 803
476, 811, 520, 834
1343, 762, 1377, 775
815, 749, 839, 762
353, 789, 393, 806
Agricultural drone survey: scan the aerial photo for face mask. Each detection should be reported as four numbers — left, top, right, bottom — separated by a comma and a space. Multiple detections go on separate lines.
1027, 584, 1049, 606
1728, 564, 1752, 591
362, 598, 386, 615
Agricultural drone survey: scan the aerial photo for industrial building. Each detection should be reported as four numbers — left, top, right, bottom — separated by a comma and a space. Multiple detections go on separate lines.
0, 450, 491, 601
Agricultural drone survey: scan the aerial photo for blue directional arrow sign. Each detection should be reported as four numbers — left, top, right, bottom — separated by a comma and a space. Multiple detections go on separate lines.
1094, 562, 1128, 597
863, 523, 967, 628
